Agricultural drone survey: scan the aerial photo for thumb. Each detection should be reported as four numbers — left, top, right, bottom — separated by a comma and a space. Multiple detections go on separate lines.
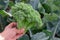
5, 22, 17, 29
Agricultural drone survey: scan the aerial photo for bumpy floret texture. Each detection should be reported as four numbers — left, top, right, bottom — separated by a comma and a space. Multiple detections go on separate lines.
44, 13, 59, 22
11, 2, 43, 31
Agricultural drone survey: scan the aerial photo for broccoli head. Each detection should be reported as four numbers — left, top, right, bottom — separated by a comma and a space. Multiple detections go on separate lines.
11, 2, 43, 31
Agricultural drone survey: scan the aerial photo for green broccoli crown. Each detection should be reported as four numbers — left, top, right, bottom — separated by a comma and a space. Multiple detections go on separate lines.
11, 2, 43, 31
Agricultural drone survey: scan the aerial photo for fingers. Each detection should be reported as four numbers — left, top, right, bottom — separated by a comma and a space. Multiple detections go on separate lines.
16, 33, 24, 39
16, 28, 25, 39
6, 22, 17, 29
13, 32, 24, 39
16, 28, 25, 34
14, 28, 25, 39
8, 28, 25, 40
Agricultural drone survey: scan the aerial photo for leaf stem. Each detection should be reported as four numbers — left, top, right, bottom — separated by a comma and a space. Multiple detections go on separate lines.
51, 20, 60, 40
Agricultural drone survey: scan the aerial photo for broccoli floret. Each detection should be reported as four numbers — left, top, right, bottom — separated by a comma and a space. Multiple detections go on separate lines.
11, 2, 43, 31
44, 13, 59, 22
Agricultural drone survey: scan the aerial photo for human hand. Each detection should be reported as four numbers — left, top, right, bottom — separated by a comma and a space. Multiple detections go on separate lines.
1, 22, 25, 40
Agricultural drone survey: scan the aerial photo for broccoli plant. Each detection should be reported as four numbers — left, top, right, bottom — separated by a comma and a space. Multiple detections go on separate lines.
11, 2, 43, 32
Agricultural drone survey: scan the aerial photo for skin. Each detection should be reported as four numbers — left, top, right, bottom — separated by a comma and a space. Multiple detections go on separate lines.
0, 22, 25, 40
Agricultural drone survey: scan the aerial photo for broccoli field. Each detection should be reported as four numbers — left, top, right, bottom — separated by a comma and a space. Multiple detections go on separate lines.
0, 0, 60, 40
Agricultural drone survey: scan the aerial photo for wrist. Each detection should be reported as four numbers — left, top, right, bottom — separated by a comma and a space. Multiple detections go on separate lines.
0, 34, 5, 40
0, 32, 8, 40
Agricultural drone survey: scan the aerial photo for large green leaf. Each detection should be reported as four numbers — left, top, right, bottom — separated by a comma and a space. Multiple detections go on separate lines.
31, 32, 49, 40
38, 2, 45, 13
0, 15, 7, 32
0, 0, 9, 10
0, 10, 10, 32
18, 34, 29, 40
0, 10, 8, 17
